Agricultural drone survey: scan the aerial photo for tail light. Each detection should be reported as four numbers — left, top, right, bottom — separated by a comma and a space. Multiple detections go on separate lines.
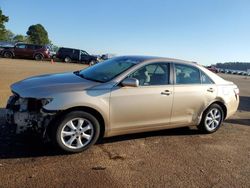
234, 87, 239, 100
234, 88, 239, 95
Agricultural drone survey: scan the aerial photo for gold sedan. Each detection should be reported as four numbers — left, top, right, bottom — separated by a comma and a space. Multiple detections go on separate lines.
6, 56, 239, 153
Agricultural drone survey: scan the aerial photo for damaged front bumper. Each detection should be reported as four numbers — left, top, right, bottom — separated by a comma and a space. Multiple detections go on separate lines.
6, 94, 56, 135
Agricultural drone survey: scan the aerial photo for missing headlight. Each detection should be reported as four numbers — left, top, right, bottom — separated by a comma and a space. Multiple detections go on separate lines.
41, 98, 53, 106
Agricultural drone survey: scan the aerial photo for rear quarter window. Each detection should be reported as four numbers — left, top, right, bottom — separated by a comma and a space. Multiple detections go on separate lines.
201, 71, 214, 84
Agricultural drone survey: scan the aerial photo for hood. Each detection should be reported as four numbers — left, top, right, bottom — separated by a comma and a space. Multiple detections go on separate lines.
11, 72, 100, 98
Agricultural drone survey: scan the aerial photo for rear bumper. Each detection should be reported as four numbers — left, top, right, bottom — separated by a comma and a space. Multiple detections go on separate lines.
225, 95, 240, 119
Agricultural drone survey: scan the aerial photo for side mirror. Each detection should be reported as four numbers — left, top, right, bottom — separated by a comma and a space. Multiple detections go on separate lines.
121, 78, 139, 87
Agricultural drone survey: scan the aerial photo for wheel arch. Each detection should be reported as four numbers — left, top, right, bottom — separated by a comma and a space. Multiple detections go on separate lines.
52, 106, 106, 140
213, 101, 227, 119
34, 53, 44, 58
198, 100, 227, 125
3, 50, 14, 57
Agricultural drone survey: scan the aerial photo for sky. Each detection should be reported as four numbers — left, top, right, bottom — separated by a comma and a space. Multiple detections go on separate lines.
1, 0, 250, 65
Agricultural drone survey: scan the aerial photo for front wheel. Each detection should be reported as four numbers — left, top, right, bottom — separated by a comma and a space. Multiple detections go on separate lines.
52, 111, 100, 153
64, 56, 71, 63
198, 104, 224, 133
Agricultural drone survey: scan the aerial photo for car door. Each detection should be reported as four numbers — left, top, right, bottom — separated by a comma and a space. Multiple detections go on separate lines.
109, 62, 174, 134
80, 50, 90, 62
72, 49, 79, 61
14, 44, 27, 57
171, 63, 217, 126
26, 44, 36, 58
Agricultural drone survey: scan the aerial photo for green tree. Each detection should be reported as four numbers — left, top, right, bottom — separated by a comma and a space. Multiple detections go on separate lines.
13, 34, 28, 42
26, 24, 49, 45
0, 9, 9, 41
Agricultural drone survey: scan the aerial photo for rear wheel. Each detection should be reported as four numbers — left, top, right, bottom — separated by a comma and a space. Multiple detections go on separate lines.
64, 56, 71, 63
3, 51, 13, 58
198, 104, 224, 133
52, 111, 100, 153
34, 54, 43, 61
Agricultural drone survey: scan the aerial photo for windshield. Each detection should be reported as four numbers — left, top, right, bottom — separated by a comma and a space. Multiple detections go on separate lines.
79, 57, 139, 83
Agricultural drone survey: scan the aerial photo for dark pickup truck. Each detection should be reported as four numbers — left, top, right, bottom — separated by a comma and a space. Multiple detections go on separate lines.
56, 47, 97, 65
1, 43, 51, 60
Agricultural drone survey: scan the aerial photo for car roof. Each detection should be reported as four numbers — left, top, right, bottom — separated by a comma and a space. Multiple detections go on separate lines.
59, 47, 82, 51
116, 55, 194, 65
115, 55, 229, 85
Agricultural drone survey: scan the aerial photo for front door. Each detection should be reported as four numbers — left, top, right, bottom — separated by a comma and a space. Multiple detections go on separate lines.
14, 44, 27, 57
109, 63, 174, 134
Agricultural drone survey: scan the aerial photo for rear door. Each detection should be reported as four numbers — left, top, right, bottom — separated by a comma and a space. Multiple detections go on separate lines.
26, 44, 36, 58
171, 63, 217, 126
70, 49, 79, 61
80, 50, 90, 62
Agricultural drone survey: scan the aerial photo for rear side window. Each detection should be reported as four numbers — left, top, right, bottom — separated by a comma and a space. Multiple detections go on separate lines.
26, 45, 33, 49
175, 64, 201, 84
34, 45, 42, 50
27, 45, 41, 50
73, 49, 79, 54
59, 48, 72, 53
201, 71, 214, 84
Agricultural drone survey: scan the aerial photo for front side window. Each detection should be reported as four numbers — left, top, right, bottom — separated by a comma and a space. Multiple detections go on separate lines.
175, 64, 201, 84
80, 50, 88, 56
16, 44, 26, 49
129, 63, 169, 86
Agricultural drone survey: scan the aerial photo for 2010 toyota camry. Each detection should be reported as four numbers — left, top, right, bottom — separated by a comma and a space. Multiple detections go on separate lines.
6, 56, 239, 153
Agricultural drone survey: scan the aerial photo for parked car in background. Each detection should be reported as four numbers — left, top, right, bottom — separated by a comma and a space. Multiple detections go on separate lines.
236, 71, 242, 75
6, 56, 239, 153
56, 47, 97, 65
240, 72, 248, 76
220, 69, 225, 73
206, 66, 219, 73
1, 43, 51, 60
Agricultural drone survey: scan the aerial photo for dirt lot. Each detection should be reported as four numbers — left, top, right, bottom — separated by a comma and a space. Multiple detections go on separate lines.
0, 59, 249, 188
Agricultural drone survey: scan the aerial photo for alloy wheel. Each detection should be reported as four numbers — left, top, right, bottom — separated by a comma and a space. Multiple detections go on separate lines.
60, 118, 94, 149
204, 108, 222, 131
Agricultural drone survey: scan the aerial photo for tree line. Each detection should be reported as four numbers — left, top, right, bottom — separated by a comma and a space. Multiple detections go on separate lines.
0, 9, 50, 45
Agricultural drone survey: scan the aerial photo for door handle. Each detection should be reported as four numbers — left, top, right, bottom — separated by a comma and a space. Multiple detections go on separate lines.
207, 88, 214, 92
161, 90, 171, 95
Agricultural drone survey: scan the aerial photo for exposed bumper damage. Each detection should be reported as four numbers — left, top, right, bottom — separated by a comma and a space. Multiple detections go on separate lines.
6, 94, 56, 135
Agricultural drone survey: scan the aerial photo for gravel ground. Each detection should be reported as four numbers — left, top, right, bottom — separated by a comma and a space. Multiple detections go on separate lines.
0, 59, 249, 188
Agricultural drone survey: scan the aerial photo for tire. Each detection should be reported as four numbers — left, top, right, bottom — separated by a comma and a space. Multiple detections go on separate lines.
3, 51, 13, 58
52, 111, 100, 153
52, 55, 56, 60
64, 56, 71, 63
34, 54, 43, 61
198, 103, 224, 133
